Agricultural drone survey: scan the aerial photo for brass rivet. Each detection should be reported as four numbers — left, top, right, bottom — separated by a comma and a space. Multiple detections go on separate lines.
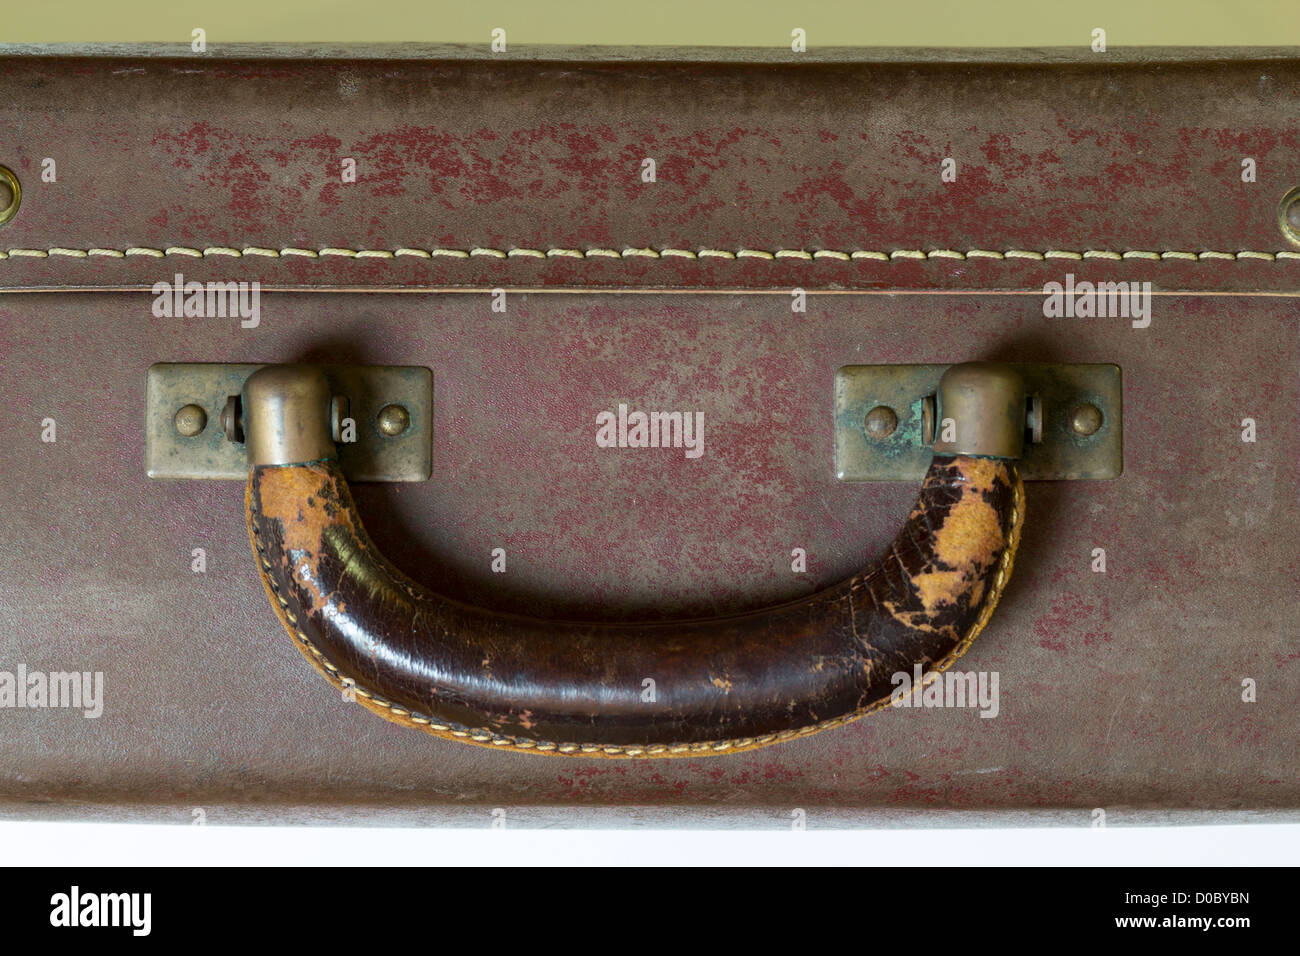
0, 166, 20, 226
1070, 403, 1103, 437
173, 404, 207, 437
1279, 187, 1300, 245
864, 405, 898, 440
377, 403, 410, 437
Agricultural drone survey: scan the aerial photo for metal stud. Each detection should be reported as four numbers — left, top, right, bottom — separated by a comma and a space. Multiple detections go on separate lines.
1070, 403, 1104, 437
377, 404, 411, 437
864, 405, 898, 440
0, 166, 20, 226
173, 404, 207, 437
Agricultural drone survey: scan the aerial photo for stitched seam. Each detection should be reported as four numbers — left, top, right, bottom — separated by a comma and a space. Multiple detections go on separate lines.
4, 246, 1300, 262
246, 465, 1024, 758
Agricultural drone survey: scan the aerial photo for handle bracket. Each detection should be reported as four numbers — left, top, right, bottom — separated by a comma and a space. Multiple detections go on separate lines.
145, 362, 432, 481
835, 362, 1122, 481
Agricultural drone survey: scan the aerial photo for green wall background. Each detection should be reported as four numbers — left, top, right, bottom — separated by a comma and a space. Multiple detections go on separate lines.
3, 0, 1298, 47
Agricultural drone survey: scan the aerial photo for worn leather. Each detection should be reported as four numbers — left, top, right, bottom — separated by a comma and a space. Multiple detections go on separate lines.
246, 455, 1022, 755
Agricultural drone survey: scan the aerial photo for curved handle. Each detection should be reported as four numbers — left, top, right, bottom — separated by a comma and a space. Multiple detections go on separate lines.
243, 364, 1026, 757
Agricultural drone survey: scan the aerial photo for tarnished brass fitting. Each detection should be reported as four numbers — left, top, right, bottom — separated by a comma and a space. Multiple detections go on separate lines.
0, 166, 20, 226
242, 365, 337, 466
931, 362, 1026, 460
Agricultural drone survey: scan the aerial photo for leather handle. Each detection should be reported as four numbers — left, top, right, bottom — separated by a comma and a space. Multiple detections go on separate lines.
243, 365, 1025, 757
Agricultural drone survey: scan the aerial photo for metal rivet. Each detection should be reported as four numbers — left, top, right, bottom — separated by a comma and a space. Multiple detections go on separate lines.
173, 404, 207, 437
864, 405, 898, 440
377, 403, 410, 437
1070, 403, 1103, 437
0, 166, 20, 226
1279, 187, 1300, 245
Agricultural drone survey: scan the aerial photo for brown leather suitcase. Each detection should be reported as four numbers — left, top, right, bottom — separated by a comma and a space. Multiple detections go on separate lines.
0, 46, 1295, 826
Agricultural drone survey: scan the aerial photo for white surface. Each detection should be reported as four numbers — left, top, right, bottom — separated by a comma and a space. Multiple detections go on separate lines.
1, 821, 1297, 865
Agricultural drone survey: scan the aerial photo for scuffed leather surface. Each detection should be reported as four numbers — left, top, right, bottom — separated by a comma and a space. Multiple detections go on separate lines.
246, 456, 1020, 753
0, 291, 1296, 821
0, 54, 1298, 292
0, 53, 1297, 821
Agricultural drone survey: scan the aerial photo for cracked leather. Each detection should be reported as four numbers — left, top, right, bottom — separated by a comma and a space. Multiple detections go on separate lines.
246, 455, 1023, 754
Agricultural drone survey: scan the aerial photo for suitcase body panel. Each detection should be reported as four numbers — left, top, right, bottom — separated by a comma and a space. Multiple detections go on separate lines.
0, 49, 1295, 823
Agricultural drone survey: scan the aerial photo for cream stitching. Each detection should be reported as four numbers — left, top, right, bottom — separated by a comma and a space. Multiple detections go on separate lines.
4, 246, 1300, 262
246, 464, 1025, 758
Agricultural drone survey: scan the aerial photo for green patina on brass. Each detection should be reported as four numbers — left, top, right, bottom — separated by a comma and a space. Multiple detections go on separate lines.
145, 363, 432, 481
835, 363, 1122, 481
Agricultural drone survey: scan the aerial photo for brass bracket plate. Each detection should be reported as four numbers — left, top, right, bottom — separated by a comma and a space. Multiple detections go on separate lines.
146, 363, 432, 481
835, 363, 1122, 481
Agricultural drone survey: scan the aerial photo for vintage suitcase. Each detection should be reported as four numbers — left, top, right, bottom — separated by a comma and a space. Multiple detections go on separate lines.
0, 46, 1296, 826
